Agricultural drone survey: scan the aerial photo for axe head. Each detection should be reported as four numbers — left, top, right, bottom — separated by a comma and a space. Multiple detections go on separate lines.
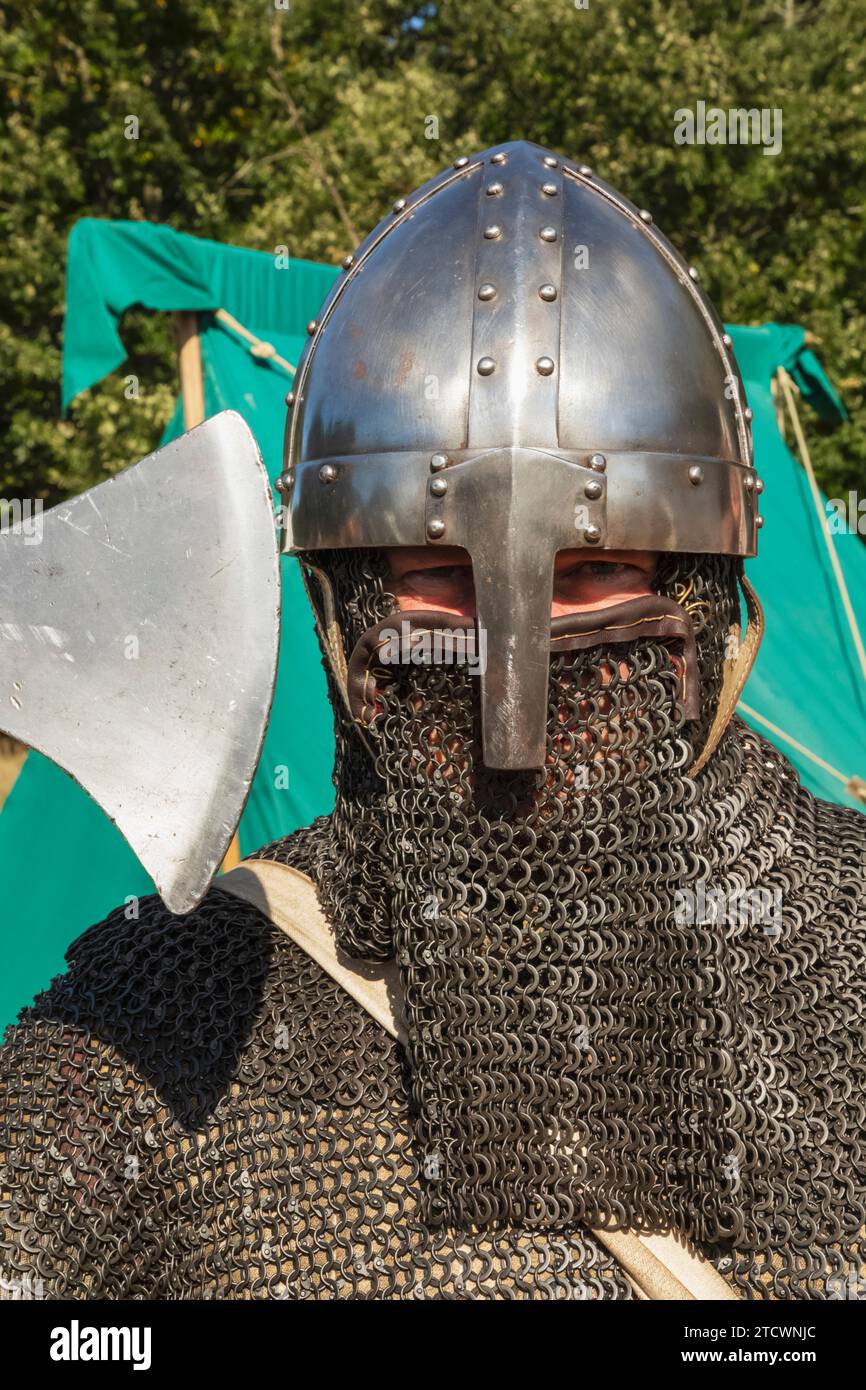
0, 411, 280, 914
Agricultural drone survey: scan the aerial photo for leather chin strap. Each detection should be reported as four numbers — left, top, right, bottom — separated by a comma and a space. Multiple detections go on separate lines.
300, 561, 378, 761
687, 570, 764, 778
301, 562, 350, 697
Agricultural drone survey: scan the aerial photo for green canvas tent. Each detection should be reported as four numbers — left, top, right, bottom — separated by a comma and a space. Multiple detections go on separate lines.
0, 220, 863, 1028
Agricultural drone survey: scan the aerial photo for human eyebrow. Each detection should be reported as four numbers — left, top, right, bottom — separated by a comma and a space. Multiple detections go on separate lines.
401, 564, 473, 583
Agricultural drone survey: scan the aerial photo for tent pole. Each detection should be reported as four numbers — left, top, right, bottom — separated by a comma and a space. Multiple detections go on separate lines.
173, 311, 205, 431
172, 310, 242, 873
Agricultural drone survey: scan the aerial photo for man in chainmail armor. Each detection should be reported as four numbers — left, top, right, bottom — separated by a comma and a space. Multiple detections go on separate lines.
1, 143, 863, 1301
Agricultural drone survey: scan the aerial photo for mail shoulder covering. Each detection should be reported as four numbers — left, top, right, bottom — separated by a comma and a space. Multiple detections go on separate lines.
0, 882, 633, 1299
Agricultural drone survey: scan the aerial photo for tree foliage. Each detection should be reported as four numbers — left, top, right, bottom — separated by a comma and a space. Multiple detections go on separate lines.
0, 0, 863, 503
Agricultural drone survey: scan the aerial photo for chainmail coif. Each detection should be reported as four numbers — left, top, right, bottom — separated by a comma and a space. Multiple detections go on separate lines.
0, 552, 864, 1299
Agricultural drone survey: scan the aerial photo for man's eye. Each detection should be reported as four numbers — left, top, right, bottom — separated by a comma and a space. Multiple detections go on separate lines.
405, 566, 471, 586
585, 562, 628, 578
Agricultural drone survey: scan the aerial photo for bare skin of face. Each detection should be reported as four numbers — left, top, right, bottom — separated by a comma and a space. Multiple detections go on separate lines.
384, 546, 659, 618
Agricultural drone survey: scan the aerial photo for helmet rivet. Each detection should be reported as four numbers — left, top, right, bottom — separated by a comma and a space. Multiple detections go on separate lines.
453, 156, 469, 169
477, 356, 496, 376
393, 197, 407, 213
307, 320, 317, 335
688, 465, 704, 486
483, 224, 502, 240
589, 453, 607, 473
639, 209, 653, 223
276, 473, 293, 495
318, 464, 337, 484
428, 518, 446, 538
486, 182, 504, 196
543, 156, 558, 168
688, 266, 700, 281
584, 479, 603, 500
342, 254, 354, 270
429, 477, 448, 497
285, 390, 295, 407
477, 282, 497, 301
578, 164, 593, 176
539, 225, 558, 243
744, 406, 753, 421
541, 182, 558, 196
538, 283, 558, 302
756, 516, 764, 529
722, 333, 733, 348
536, 356, 555, 376
756, 478, 765, 494
584, 525, 602, 544
430, 453, 449, 471
490, 152, 507, 165
745, 474, 755, 492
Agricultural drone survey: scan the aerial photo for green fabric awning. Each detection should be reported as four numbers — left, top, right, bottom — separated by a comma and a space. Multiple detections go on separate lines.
61, 218, 337, 411
0, 221, 863, 1029
727, 323, 866, 807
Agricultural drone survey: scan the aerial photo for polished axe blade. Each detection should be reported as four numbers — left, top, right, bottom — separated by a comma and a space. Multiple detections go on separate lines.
0, 410, 280, 913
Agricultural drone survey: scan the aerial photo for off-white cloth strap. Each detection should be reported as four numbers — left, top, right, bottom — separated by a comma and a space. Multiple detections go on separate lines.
219, 858, 737, 1301
603, 1230, 738, 1302
220, 860, 407, 1045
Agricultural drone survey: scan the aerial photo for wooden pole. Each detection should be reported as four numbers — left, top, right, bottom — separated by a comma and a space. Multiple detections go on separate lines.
173, 311, 206, 431
172, 311, 242, 873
